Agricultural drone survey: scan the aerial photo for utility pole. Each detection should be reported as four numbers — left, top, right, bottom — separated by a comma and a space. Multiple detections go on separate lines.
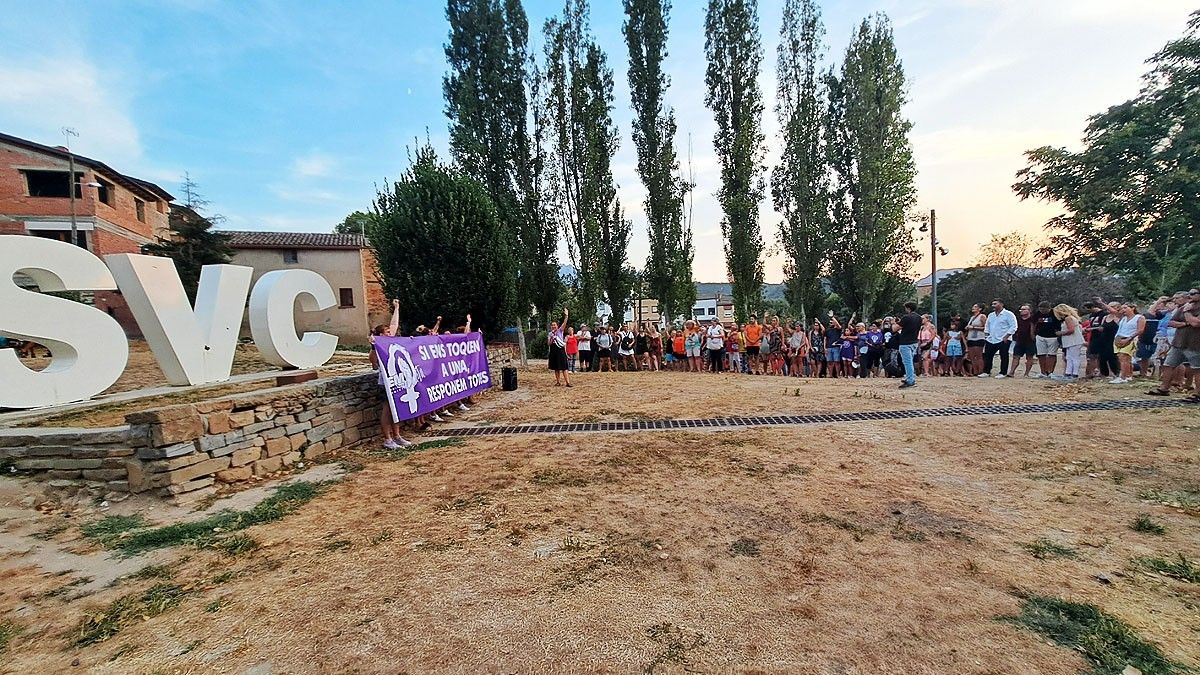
930, 209, 938, 324
62, 127, 80, 249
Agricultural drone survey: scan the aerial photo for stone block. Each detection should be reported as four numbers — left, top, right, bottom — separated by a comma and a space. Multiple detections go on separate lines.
126, 460, 152, 493
253, 456, 283, 476
46, 470, 82, 480
254, 407, 278, 422
276, 370, 318, 386
261, 427, 286, 440
296, 411, 317, 423
289, 433, 308, 453
127, 404, 197, 425
230, 447, 261, 467
148, 414, 204, 446
285, 422, 312, 436
168, 485, 217, 506
265, 437, 291, 457
325, 433, 343, 452
14, 459, 55, 470
281, 451, 300, 467
274, 415, 295, 426
144, 451, 207, 474
304, 441, 326, 459
106, 480, 130, 493
343, 427, 361, 446
47, 479, 78, 488
206, 412, 231, 434
157, 456, 230, 486
243, 420, 274, 435
82, 468, 128, 482
215, 465, 253, 483
51, 458, 104, 470
345, 411, 364, 428
194, 399, 234, 414
228, 410, 255, 428
136, 441, 199, 460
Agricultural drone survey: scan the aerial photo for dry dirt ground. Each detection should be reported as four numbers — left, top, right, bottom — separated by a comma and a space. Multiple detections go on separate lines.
0, 369, 1197, 673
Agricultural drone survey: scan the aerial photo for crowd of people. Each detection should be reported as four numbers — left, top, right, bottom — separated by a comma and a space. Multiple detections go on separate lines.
546, 289, 1200, 400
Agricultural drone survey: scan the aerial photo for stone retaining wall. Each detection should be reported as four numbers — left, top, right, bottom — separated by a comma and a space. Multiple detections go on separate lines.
1, 372, 382, 505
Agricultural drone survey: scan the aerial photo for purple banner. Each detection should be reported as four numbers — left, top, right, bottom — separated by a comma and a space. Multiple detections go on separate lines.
373, 333, 492, 422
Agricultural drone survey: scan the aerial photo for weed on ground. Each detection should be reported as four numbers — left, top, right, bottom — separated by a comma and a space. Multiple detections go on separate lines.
211, 534, 259, 556
89, 482, 325, 556
74, 583, 190, 646
79, 515, 149, 547
1138, 487, 1199, 512
0, 620, 20, 654
1000, 593, 1183, 675
729, 537, 761, 557
126, 564, 174, 582
30, 522, 69, 540
1133, 553, 1200, 583
643, 622, 707, 674
1130, 514, 1166, 535
1021, 538, 1079, 560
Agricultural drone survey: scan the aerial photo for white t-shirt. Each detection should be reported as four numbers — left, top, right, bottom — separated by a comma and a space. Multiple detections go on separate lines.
577, 329, 592, 351
706, 325, 725, 350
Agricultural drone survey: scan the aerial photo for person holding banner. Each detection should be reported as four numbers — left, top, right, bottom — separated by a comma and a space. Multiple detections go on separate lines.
548, 307, 573, 387
369, 299, 412, 449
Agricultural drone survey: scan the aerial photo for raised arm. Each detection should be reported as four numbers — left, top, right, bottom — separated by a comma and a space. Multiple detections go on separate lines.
431, 315, 442, 334
465, 313, 472, 333
388, 299, 400, 335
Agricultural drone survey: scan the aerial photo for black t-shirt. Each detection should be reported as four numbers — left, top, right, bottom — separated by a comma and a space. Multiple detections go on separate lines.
898, 312, 922, 346
1034, 312, 1061, 338
1015, 315, 1036, 344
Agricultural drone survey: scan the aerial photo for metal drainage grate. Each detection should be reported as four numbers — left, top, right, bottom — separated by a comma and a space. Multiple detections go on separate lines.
440, 398, 1190, 437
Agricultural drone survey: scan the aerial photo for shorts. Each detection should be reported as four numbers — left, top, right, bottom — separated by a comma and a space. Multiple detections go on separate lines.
1135, 342, 1156, 360
686, 346, 701, 357
1164, 346, 1199, 368
967, 339, 986, 349
1034, 337, 1058, 357
597, 348, 611, 358
809, 350, 825, 362
1114, 339, 1137, 356
826, 347, 841, 362
745, 346, 760, 356
619, 348, 635, 357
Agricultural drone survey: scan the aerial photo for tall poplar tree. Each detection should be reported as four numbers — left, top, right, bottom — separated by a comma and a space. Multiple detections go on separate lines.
704, 0, 766, 322
772, 0, 831, 324
545, 0, 631, 320
444, 0, 558, 332
624, 0, 692, 323
825, 14, 918, 319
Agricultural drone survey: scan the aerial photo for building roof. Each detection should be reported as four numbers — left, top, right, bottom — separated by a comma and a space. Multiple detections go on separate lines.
0, 131, 174, 202
222, 230, 367, 250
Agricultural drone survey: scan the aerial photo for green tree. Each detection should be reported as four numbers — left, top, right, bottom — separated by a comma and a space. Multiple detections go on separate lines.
704, 0, 766, 323
142, 174, 231, 302
334, 210, 372, 235
368, 145, 516, 337
824, 14, 918, 320
544, 0, 629, 320
623, 0, 692, 323
772, 0, 831, 325
1014, 11, 1200, 296
444, 0, 559, 323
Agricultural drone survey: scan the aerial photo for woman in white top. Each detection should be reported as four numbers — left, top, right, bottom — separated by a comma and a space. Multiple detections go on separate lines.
965, 303, 987, 375
576, 324, 592, 373
705, 320, 726, 374
1112, 302, 1145, 383
1053, 304, 1085, 379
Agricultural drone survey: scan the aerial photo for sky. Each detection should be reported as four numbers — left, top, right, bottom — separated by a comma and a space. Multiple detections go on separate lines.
0, 0, 1194, 284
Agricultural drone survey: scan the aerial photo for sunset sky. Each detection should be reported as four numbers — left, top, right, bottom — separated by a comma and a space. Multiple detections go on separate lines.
1, 0, 1193, 283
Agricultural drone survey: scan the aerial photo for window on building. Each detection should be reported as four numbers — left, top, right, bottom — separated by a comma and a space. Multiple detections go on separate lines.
30, 229, 88, 249
650, 305, 658, 314
135, 199, 146, 222
707, 307, 716, 315
338, 288, 355, 308
96, 178, 114, 206
24, 170, 82, 198
283, 249, 299, 264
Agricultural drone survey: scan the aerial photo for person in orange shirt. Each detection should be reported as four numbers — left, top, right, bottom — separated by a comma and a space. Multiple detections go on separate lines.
744, 315, 763, 374
671, 330, 686, 371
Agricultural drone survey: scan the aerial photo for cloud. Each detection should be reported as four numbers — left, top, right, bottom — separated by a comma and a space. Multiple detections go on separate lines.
290, 151, 336, 178
0, 58, 142, 168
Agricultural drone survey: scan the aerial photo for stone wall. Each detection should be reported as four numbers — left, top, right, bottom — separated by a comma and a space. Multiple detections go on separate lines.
1, 372, 382, 505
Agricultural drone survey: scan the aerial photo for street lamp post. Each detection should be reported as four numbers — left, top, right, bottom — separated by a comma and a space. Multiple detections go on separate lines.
63, 127, 80, 249
930, 209, 938, 323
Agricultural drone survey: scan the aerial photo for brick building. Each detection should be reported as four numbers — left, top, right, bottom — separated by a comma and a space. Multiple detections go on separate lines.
223, 231, 390, 345
0, 131, 174, 335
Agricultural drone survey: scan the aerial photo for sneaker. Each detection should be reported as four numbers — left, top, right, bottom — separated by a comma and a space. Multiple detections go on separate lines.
977, 373, 990, 378
1108, 377, 1127, 385
1050, 374, 1066, 381
1030, 373, 1044, 379
382, 439, 400, 450
443, 410, 454, 417
995, 374, 1007, 379
459, 403, 470, 411
898, 381, 916, 389
397, 438, 413, 447
431, 414, 445, 422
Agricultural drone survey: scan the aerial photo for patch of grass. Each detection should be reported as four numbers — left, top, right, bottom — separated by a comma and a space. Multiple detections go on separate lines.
801, 512, 872, 541
530, 468, 591, 487
74, 583, 189, 646
100, 481, 325, 556
1138, 487, 1199, 511
30, 522, 69, 540
209, 570, 236, 585
891, 517, 928, 542
0, 620, 21, 654
1133, 553, 1200, 583
643, 622, 707, 674
204, 597, 228, 613
1130, 514, 1166, 536
211, 534, 258, 556
780, 464, 811, 477
1000, 593, 1183, 675
561, 535, 589, 552
79, 514, 149, 547
322, 539, 352, 552
128, 564, 173, 581
1021, 538, 1079, 560
729, 537, 761, 557
42, 576, 93, 599
437, 494, 489, 511
338, 459, 366, 473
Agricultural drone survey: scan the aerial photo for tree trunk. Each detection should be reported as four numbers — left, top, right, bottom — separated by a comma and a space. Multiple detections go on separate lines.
517, 316, 529, 367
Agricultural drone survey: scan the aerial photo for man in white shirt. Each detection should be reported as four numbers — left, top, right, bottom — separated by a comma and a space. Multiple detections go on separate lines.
979, 298, 1017, 378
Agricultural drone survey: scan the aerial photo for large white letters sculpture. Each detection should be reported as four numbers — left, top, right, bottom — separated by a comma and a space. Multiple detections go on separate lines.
106, 254, 253, 386
0, 237, 129, 408
0, 236, 341, 408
